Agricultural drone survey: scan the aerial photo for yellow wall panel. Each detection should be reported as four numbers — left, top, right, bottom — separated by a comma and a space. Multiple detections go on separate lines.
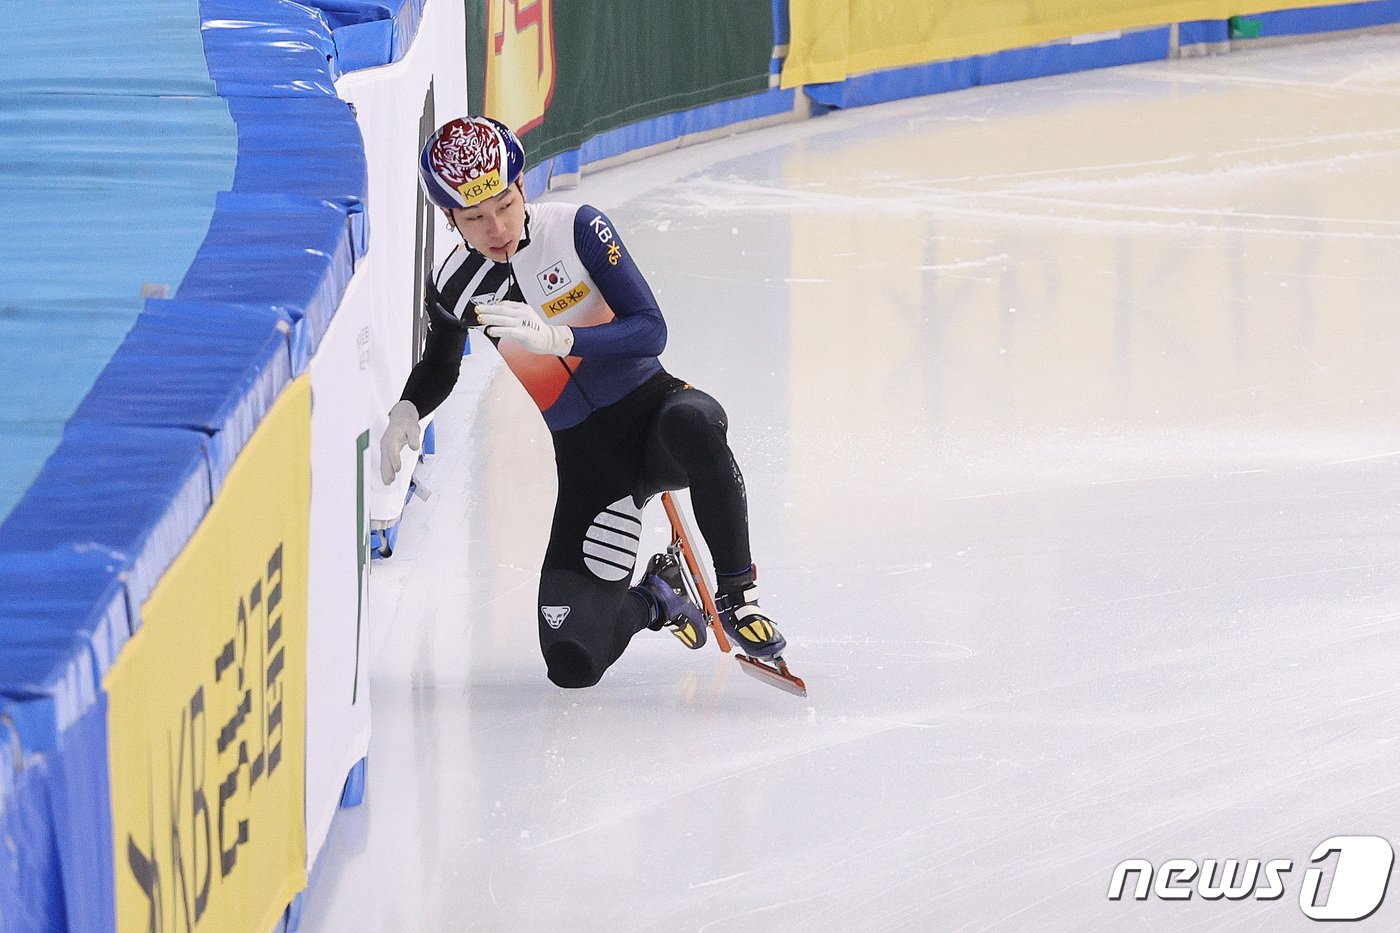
782, 0, 1363, 88
106, 377, 311, 933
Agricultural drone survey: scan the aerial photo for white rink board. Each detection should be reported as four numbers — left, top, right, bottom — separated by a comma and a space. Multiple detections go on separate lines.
303, 0, 468, 871
305, 266, 374, 869
335, 0, 468, 528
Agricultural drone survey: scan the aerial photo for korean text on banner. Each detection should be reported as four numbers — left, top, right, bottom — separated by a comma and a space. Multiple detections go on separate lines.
105, 377, 311, 933
780, 0, 1365, 88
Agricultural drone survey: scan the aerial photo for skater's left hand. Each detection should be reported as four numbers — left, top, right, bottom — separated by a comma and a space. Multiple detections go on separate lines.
477, 300, 574, 357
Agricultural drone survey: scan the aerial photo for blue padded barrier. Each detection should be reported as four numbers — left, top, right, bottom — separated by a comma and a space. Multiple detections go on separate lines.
68, 302, 295, 495
200, 0, 342, 97
0, 549, 128, 751
313, 0, 427, 71
0, 426, 213, 625
0, 736, 65, 933
526, 88, 799, 194
0, 729, 14, 928
225, 96, 367, 202
0, 548, 126, 933
1233, 0, 1400, 35
326, 12, 394, 71
225, 96, 369, 256
804, 27, 1173, 109
771, 0, 790, 77
44, 697, 115, 933
582, 89, 798, 165
0, 705, 114, 933
1180, 19, 1232, 45
176, 192, 358, 369
0, 646, 97, 779
339, 755, 368, 807
0, 425, 63, 542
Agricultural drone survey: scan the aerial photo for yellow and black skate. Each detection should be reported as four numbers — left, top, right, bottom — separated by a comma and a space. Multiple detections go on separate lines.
637, 552, 707, 649
715, 584, 787, 660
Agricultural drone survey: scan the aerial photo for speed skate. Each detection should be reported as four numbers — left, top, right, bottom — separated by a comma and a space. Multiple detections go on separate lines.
660, 492, 808, 697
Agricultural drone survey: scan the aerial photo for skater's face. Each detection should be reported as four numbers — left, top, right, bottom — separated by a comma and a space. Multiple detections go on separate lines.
446, 180, 526, 262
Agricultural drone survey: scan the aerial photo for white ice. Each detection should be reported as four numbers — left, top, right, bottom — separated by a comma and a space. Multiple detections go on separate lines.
299, 35, 1400, 932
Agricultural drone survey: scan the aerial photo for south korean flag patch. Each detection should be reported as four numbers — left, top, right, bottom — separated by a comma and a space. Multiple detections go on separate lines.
537, 261, 572, 296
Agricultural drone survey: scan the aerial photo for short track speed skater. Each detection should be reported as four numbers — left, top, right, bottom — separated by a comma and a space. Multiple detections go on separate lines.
660, 492, 807, 697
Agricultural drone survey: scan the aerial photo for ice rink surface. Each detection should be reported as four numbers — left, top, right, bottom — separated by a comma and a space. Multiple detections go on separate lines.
300, 35, 1400, 932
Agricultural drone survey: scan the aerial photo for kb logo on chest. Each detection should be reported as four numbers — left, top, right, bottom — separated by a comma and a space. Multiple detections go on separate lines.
543, 283, 591, 318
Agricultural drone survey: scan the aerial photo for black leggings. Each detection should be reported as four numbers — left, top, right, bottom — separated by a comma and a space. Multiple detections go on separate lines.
537, 373, 750, 688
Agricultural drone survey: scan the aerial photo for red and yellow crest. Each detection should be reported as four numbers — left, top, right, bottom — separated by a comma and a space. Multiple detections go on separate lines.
485, 0, 556, 134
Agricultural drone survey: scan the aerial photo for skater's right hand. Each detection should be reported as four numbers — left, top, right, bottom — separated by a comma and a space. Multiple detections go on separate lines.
379, 400, 421, 485
477, 300, 574, 357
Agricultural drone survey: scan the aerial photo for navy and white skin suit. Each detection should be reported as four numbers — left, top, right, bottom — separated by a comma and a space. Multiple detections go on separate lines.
399, 200, 753, 688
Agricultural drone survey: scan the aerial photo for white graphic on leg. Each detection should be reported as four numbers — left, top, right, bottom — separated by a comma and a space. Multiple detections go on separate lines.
541, 606, 571, 629
583, 496, 643, 581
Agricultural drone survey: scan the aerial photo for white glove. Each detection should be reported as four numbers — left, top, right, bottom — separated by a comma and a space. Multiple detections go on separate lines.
477, 300, 575, 357
379, 400, 421, 485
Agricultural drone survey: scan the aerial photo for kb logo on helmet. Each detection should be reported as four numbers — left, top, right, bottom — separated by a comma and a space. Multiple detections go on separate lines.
1108, 835, 1394, 921
456, 171, 502, 203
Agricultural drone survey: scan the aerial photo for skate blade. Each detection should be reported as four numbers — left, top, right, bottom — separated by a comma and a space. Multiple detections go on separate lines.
735, 655, 807, 698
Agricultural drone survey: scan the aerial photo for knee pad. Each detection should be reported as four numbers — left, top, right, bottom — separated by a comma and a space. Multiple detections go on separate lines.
650, 394, 730, 488
544, 641, 603, 689
660, 395, 727, 450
